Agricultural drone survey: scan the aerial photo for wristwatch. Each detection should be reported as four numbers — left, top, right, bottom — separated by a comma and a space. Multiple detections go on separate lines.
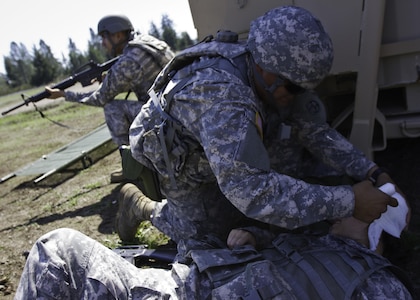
368, 167, 389, 185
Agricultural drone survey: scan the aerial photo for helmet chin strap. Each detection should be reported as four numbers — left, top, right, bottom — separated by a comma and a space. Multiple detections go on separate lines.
110, 39, 127, 57
107, 32, 130, 57
251, 60, 283, 109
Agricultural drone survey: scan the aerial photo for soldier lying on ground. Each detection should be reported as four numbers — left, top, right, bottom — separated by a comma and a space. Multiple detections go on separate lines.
15, 5, 414, 300
14, 216, 415, 299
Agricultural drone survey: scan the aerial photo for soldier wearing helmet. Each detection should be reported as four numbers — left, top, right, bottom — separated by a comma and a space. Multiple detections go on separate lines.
97, 14, 135, 57
15, 6, 412, 299
128, 5, 405, 244
44, 14, 174, 183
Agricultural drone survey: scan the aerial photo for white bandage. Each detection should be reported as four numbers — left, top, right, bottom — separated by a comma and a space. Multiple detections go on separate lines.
367, 183, 409, 251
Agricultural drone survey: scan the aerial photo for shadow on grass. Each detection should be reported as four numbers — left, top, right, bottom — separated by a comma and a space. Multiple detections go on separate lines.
0, 183, 124, 235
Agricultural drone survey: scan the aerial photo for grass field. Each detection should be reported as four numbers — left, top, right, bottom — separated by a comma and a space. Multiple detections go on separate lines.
0, 87, 169, 298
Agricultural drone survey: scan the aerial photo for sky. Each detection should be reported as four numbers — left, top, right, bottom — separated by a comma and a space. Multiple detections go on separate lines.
0, 0, 198, 74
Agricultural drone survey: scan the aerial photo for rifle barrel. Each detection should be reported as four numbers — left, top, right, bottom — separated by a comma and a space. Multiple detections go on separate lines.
1, 56, 120, 116
1, 102, 27, 115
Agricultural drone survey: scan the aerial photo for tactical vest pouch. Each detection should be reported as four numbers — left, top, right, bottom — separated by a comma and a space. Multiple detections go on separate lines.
139, 112, 190, 188
189, 245, 262, 287
121, 146, 162, 201
211, 260, 295, 300
187, 246, 294, 299
128, 35, 173, 69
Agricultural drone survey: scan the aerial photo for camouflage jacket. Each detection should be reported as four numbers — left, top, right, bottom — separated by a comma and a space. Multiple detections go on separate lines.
130, 39, 375, 243
65, 34, 174, 106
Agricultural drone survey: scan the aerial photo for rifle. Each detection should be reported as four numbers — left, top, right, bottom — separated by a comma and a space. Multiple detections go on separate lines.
1, 56, 120, 116
113, 245, 177, 269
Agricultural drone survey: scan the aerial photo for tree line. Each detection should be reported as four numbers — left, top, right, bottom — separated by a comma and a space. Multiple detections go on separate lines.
0, 15, 195, 96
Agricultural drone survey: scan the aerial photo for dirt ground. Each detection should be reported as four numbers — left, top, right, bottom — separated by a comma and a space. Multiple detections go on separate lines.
0, 140, 125, 298
0, 103, 420, 298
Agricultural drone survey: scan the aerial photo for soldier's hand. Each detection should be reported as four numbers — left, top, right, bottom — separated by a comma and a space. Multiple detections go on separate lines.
352, 180, 398, 223
227, 229, 256, 249
45, 86, 65, 99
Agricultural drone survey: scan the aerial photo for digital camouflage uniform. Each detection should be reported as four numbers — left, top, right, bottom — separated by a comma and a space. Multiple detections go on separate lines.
129, 13, 374, 244
15, 6, 413, 300
15, 228, 413, 299
64, 34, 174, 146
126, 6, 411, 297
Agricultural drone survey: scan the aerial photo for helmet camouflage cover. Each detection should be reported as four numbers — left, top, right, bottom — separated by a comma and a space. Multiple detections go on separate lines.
97, 14, 134, 35
247, 6, 334, 89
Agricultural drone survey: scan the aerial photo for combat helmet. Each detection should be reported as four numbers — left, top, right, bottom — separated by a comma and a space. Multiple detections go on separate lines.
97, 14, 134, 35
247, 6, 334, 90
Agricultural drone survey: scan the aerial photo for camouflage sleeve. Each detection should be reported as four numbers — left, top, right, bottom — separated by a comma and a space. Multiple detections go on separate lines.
193, 83, 354, 229
298, 122, 375, 180
64, 49, 145, 107
291, 92, 375, 180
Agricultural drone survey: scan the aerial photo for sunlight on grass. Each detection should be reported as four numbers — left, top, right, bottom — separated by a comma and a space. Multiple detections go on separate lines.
42, 203, 54, 213
136, 221, 171, 248
84, 182, 102, 189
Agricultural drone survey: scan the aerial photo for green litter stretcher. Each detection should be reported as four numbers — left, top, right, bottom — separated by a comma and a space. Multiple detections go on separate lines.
1, 123, 117, 184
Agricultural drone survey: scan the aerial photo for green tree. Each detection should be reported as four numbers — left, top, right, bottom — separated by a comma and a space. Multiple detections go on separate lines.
0, 72, 13, 95
4, 42, 34, 86
161, 14, 177, 50
176, 31, 195, 51
149, 15, 195, 51
67, 38, 89, 73
1, 14, 195, 91
148, 22, 161, 39
87, 28, 107, 63
30, 40, 63, 86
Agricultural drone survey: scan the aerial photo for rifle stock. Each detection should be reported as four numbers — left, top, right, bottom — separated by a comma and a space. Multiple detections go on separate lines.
1, 56, 120, 116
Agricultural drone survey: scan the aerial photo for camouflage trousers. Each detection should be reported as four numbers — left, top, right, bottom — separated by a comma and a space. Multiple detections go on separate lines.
14, 228, 196, 300
104, 100, 144, 147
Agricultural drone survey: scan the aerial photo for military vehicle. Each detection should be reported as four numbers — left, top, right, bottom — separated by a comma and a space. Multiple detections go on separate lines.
187, 0, 420, 159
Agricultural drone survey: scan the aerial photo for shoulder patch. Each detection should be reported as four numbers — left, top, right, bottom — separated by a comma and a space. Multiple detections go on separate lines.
305, 99, 321, 115
292, 91, 326, 123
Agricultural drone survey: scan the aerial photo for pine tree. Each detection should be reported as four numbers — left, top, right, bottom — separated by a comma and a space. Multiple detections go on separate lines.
30, 40, 63, 86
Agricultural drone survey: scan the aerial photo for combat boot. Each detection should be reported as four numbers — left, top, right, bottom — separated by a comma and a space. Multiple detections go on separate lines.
110, 168, 125, 183
115, 183, 155, 242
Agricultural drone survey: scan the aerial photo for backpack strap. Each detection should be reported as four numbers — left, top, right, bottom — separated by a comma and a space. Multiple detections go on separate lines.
267, 234, 416, 300
272, 237, 337, 300
149, 88, 179, 188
